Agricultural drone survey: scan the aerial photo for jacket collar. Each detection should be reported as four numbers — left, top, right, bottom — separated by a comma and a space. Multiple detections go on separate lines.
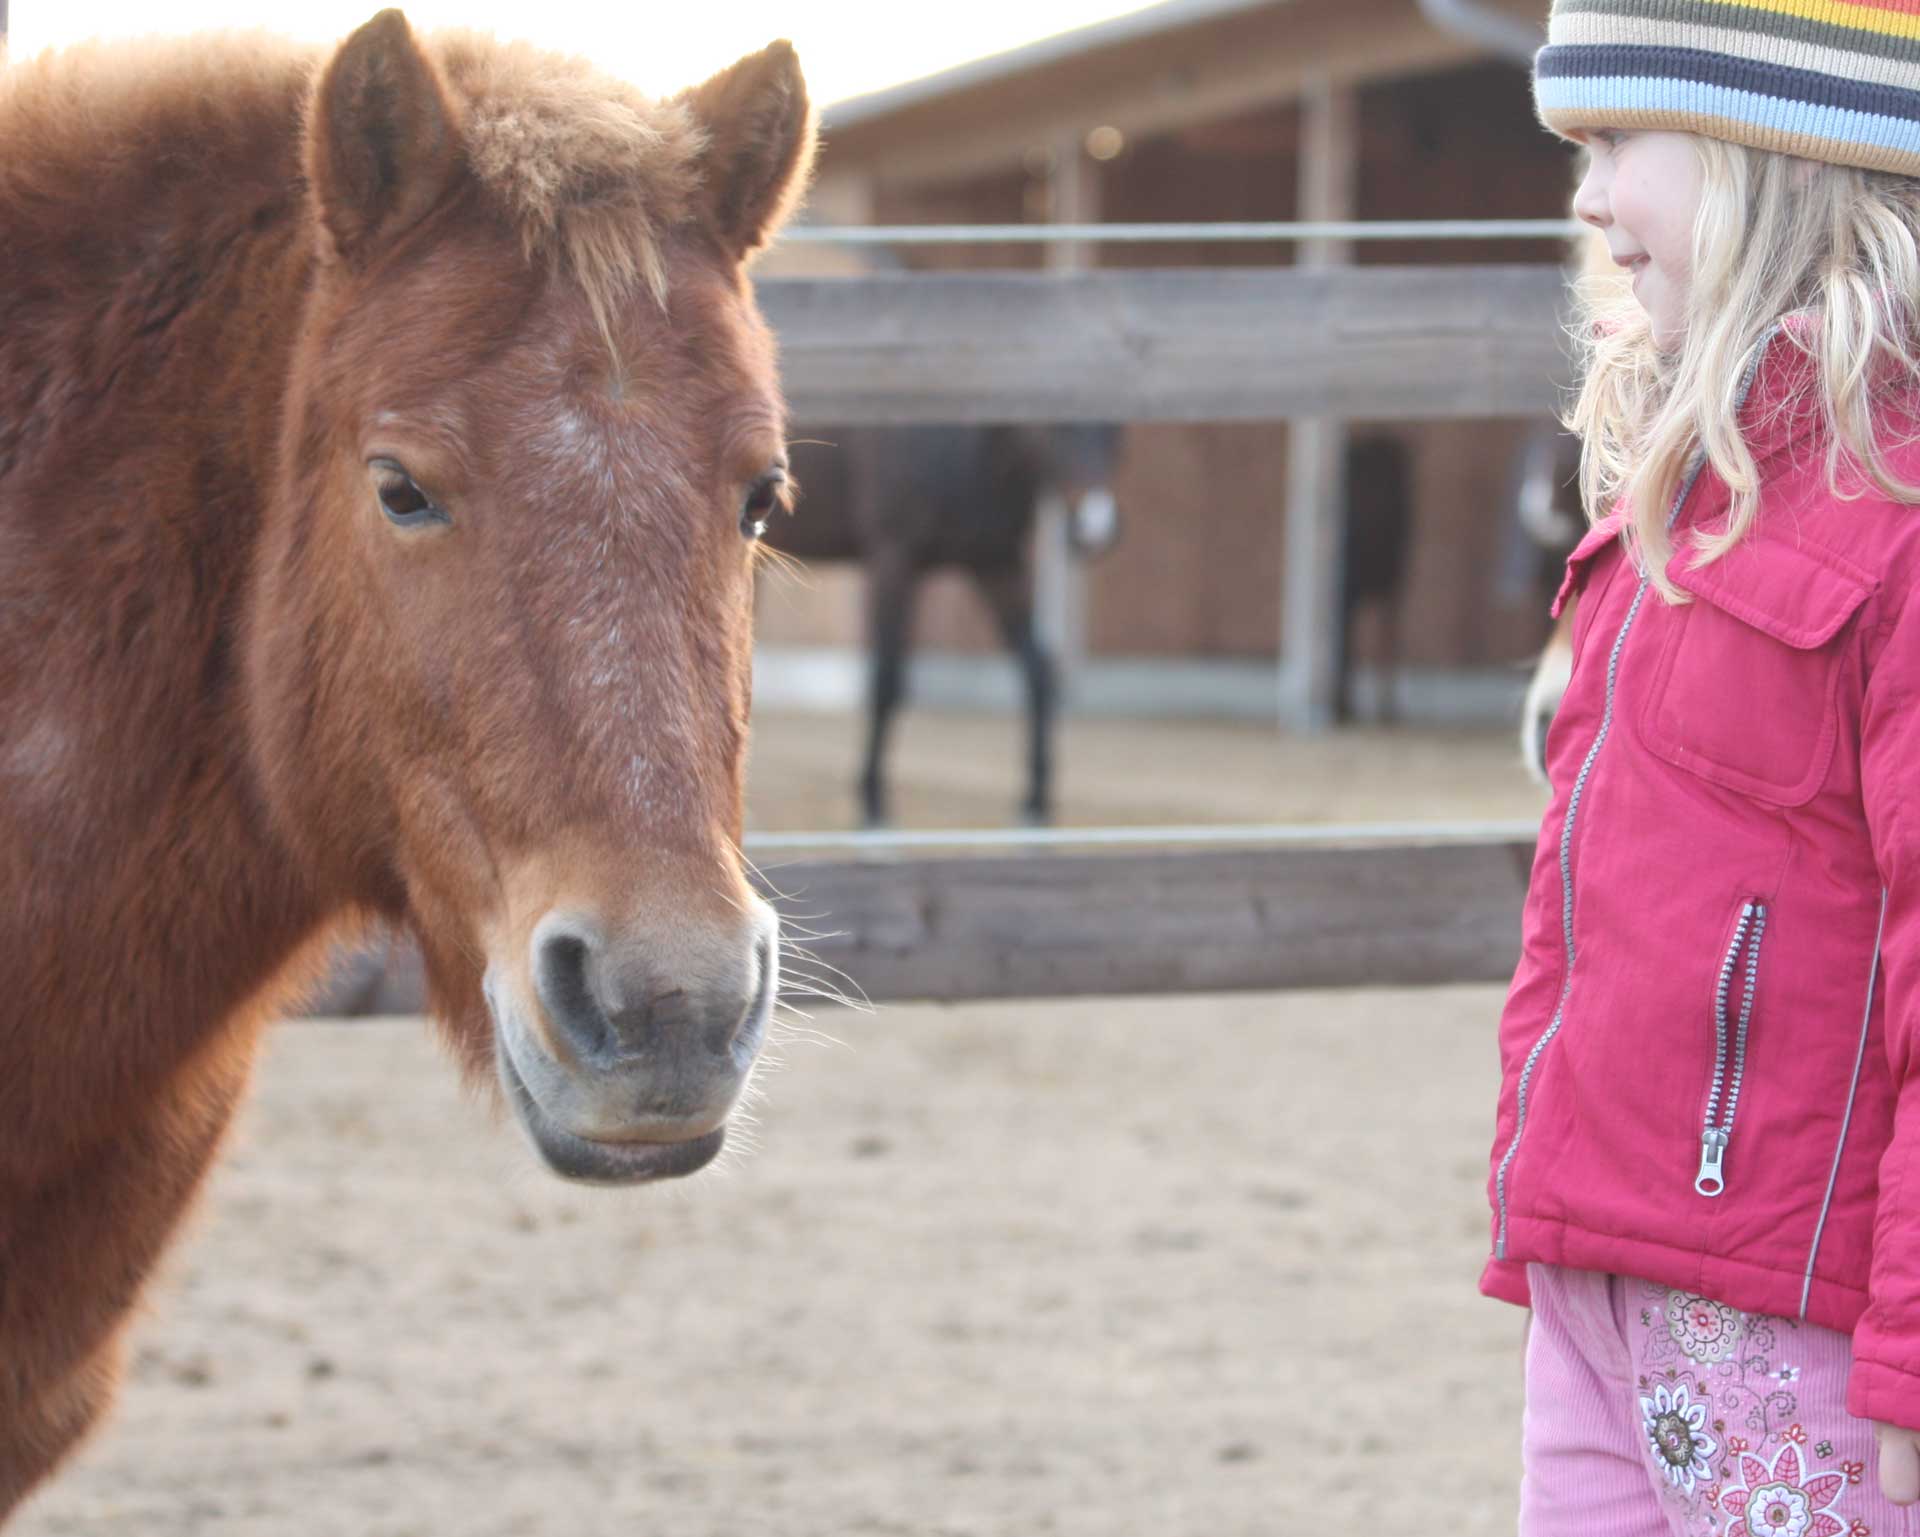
1737, 316, 1824, 469
1731, 311, 1920, 486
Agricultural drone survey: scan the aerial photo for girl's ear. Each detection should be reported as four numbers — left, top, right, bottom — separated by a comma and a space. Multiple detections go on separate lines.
308, 9, 462, 268
679, 41, 816, 263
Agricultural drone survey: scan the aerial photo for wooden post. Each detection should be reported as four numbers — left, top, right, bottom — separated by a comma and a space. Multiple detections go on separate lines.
1043, 130, 1098, 274
1280, 81, 1358, 732
1036, 131, 1100, 673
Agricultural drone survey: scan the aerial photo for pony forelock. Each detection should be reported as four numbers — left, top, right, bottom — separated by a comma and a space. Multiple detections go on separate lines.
430, 31, 706, 320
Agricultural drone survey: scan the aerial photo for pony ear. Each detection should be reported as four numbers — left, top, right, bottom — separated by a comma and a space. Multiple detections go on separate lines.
308, 9, 461, 267
681, 41, 816, 262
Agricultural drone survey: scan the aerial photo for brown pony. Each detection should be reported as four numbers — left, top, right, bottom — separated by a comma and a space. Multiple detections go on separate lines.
0, 11, 813, 1515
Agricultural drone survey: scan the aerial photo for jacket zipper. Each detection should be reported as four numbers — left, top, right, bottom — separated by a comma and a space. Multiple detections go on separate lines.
1493, 571, 1652, 1257
1696, 901, 1768, 1197
1800, 888, 1888, 1316
1492, 336, 1771, 1261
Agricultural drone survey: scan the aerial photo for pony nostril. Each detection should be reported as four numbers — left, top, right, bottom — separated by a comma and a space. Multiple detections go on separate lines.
729, 925, 778, 1052
534, 924, 614, 1060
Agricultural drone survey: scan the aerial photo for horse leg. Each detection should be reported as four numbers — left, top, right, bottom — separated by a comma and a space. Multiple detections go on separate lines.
1380, 595, 1404, 726
859, 554, 917, 829
970, 563, 1055, 825
0, 1027, 256, 1516
1335, 593, 1358, 726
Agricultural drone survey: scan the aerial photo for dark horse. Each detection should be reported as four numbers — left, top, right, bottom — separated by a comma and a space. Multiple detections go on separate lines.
0, 13, 813, 1514
1337, 433, 1415, 725
772, 425, 1121, 825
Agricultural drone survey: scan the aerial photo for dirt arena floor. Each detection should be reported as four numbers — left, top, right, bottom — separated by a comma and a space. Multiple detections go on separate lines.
741, 705, 1547, 834
21, 708, 1547, 1536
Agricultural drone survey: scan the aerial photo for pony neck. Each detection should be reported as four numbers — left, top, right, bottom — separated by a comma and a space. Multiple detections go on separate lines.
0, 134, 337, 1127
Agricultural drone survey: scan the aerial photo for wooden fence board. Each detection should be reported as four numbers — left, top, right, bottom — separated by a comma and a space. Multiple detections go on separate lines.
759, 265, 1570, 423
304, 838, 1533, 1014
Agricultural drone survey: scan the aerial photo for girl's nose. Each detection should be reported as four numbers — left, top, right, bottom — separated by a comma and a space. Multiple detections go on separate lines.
1572, 156, 1610, 228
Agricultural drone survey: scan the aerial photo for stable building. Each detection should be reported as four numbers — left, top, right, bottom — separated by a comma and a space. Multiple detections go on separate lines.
754, 0, 1576, 727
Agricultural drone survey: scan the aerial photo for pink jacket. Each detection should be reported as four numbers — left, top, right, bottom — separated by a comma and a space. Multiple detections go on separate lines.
1482, 330, 1920, 1429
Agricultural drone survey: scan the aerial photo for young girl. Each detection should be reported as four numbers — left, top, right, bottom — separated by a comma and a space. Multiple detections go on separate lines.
1486, 6, 1920, 1532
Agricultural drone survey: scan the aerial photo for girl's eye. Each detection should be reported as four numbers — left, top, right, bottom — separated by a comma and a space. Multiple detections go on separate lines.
370, 459, 449, 529
740, 469, 787, 539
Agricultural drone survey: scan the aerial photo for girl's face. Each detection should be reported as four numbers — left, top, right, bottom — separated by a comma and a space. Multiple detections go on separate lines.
1572, 130, 1704, 349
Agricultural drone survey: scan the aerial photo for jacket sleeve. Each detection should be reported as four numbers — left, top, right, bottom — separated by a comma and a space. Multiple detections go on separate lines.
1846, 593, 1920, 1428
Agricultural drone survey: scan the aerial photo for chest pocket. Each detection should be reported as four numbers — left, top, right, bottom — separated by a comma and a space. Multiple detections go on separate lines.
1638, 535, 1874, 806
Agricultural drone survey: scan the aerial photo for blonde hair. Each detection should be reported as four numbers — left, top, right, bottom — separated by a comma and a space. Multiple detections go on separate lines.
1568, 138, 1920, 601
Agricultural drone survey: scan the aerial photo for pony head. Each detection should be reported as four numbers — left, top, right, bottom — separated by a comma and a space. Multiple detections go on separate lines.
248, 11, 814, 1182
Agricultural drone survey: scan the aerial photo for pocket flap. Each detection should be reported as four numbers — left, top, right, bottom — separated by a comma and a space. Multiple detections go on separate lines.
1666, 536, 1875, 650
1550, 511, 1628, 618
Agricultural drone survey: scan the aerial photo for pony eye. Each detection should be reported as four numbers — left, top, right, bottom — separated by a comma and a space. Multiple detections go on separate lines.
370, 459, 448, 529
740, 470, 786, 540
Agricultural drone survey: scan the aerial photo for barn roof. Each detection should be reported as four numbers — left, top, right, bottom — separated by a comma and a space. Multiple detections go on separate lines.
809, 0, 1541, 186
824, 0, 1279, 128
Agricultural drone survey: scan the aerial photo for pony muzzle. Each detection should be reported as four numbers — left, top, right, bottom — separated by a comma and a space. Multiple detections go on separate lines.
485, 905, 778, 1185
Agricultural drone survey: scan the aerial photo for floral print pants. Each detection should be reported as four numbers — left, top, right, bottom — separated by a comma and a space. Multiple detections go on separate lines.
1521, 1264, 1920, 1537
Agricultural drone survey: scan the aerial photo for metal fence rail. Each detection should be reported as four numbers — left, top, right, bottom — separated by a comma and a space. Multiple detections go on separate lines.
744, 819, 1539, 854
780, 219, 1585, 246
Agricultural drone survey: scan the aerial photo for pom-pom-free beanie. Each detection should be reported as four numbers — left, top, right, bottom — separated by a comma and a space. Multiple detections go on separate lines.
1533, 0, 1920, 176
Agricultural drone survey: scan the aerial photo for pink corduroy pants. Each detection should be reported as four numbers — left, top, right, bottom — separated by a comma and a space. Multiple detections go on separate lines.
1520, 1264, 1920, 1537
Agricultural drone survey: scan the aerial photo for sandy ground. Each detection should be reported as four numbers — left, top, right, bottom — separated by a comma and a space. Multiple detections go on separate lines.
740, 706, 1546, 833
18, 710, 1545, 1536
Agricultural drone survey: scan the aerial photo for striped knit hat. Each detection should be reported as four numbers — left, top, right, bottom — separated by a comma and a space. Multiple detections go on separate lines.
1533, 0, 1920, 177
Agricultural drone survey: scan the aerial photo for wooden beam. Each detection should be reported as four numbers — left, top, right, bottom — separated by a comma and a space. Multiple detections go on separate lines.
1033, 133, 1103, 675
302, 839, 1532, 1013
1281, 81, 1358, 732
1043, 130, 1100, 275
1295, 82, 1357, 269
760, 841, 1529, 999
758, 265, 1568, 424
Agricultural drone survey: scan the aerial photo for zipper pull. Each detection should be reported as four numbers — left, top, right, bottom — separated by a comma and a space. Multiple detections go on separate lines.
1696, 1129, 1729, 1198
